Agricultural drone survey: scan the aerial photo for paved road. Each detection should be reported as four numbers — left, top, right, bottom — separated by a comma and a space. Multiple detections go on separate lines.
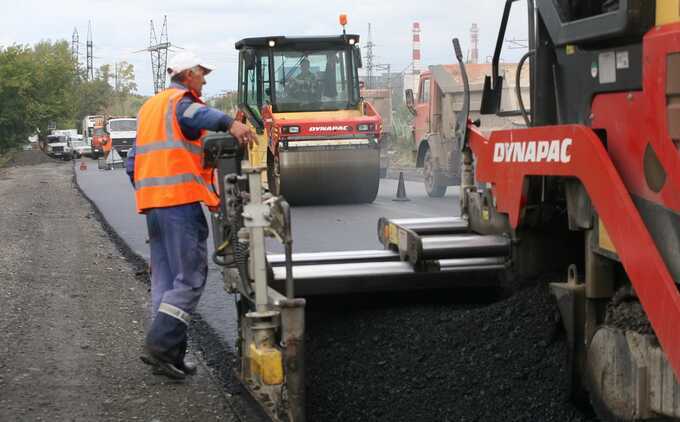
74, 158, 460, 345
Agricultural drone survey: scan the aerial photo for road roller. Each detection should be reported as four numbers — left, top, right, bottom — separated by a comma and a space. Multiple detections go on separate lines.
234, 16, 383, 205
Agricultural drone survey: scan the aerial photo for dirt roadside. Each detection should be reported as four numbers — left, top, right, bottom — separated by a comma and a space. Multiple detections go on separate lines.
0, 152, 240, 421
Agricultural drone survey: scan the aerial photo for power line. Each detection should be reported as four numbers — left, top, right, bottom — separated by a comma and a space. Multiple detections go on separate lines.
506, 37, 529, 50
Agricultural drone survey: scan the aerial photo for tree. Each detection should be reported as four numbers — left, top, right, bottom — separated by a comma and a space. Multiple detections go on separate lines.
0, 40, 146, 152
114, 61, 137, 96
96, 64, 113, 85
74, 78, 115, 123
208, 91, 238, 114
0, 41, 78, 151
0, 45, 37, 150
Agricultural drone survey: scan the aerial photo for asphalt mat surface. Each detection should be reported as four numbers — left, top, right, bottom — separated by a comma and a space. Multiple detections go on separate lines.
305, 283, 598, 422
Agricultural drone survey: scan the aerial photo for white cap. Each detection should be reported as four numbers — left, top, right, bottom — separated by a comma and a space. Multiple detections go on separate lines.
167, 51, 215, 77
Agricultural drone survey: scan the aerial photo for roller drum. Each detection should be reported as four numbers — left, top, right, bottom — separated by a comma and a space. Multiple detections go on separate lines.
278, 145, 380, 205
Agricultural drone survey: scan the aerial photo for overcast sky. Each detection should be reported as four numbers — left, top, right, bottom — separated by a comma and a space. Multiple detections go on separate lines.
3, 0, 529, 97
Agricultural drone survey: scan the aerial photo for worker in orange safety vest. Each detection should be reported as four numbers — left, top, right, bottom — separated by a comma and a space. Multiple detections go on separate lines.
128, 51, 254, 379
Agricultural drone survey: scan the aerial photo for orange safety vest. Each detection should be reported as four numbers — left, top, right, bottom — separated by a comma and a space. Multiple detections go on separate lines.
134, 88, 219, 213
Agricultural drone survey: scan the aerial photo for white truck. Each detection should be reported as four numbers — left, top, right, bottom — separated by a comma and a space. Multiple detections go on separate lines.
45, 131, 75, 160
106, 117, 136, 157
82, 115, 104, 158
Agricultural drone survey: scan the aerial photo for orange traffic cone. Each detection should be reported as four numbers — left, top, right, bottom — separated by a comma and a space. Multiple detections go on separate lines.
392, 171, 410, 202
79, 161, 87, 171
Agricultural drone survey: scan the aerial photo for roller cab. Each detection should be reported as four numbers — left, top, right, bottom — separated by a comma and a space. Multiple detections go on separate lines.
236, 32, 382, 205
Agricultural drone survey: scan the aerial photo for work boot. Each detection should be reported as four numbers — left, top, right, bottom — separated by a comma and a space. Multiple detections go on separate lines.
144, 311, 189, 380
175, 339, 197, 376
177, 359, 197, 375
140, 352, 186, 380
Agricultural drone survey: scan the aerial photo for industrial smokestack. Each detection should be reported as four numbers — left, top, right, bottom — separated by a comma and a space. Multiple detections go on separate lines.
412, 22, 421, 74
469, 23, 479, 64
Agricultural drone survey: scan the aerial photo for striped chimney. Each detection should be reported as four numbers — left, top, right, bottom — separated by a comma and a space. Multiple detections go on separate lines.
412, 22, 421, 74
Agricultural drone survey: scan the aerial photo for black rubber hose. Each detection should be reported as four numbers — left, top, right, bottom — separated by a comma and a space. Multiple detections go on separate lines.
516, 49, 535, 127
232, 227, 255, 302
212, 249, 235, 267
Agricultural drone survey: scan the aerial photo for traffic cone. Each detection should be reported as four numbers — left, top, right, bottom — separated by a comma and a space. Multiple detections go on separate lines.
392, 171, 410, 202
79, 161, 87, 171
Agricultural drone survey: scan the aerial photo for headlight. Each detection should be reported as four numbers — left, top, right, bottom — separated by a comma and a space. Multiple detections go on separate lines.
282, 126, 300, 134
357, 123, 375, 132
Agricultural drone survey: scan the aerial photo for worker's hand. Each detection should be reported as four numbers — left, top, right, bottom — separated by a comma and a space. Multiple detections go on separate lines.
229, 121, 257, 146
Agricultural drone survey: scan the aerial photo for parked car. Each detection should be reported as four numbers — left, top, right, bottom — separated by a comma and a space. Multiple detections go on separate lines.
70, 134, 92, 158
45, 135, 74, 160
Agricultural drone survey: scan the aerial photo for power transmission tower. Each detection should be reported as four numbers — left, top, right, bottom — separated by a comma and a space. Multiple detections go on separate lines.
365, 23, 375, 89
148, 16, 170, 93
71, 27, 79, 66
86, 21, 94, 80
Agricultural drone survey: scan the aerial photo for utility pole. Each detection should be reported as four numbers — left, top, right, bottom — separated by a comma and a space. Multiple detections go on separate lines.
71, 27, 79, 67
365, 23, 375, 89
86, 21, 94, 81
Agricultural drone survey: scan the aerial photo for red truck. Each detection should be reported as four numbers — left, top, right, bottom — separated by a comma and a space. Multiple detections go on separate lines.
406, 63, 528, 196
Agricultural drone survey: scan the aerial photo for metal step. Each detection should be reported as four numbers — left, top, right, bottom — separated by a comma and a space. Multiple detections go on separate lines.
437, 256, 508, 272
407, 233, 511, 266
269, 256, 506, 296
267, 250, 399, 267
378, 217, 470, 249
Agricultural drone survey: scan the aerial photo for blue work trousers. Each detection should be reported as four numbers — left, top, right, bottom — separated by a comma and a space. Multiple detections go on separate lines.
146, 202, 209, 319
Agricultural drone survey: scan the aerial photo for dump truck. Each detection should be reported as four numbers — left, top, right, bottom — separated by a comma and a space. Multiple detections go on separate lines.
105, 117, 136, 157
90, 117, 109, 159
81, 114, 104, 157
234, 17, 383, 205
405, 63, 529, 197
204, 1, 680, 420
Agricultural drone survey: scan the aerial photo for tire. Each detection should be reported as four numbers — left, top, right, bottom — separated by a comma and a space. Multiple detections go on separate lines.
423, 148, 447, 197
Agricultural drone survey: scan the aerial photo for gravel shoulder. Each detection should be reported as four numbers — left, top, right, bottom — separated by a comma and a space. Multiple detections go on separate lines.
0, 151, 239, 421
